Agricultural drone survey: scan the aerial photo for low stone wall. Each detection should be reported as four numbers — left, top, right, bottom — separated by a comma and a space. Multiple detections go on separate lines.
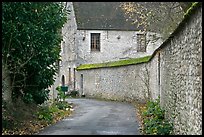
77, 51, 160, 102
77, 61, 155, 103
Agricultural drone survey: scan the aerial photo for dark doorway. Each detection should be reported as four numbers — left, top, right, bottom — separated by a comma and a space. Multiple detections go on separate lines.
62, 75, 65, 86
81, 74, 84, 97
73, 68, 76, 90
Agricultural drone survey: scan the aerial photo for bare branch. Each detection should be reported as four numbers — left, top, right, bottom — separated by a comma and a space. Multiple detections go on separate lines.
19, 53, 35, 69
138, 64, 151, 100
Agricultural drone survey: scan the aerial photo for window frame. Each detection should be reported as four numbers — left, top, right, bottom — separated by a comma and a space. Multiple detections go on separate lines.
90, 33, 100, 52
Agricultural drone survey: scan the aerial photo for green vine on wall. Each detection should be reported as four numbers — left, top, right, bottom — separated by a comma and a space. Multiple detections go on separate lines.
184, 2, 200, 18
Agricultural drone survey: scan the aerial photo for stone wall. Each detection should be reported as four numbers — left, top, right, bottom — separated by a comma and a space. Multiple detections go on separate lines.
76, 4, 202, 135
77, 61, 154, 103
76, 49, 160, 102
159, 4, 202, 135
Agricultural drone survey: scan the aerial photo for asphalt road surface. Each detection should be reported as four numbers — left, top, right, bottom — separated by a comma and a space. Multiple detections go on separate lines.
37, 98, 140, 135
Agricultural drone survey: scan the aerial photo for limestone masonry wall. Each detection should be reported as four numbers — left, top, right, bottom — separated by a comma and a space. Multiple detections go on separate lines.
77, 5, 202, 135
159, 5, 202, 135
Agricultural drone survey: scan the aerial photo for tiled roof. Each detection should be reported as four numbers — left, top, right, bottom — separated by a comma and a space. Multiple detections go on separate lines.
73, 2, 184, 33
73, 2, 143, 31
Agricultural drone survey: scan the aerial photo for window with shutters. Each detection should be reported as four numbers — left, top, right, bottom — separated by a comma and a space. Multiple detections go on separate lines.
137, 33, 146, 52
91, 33, 100, 51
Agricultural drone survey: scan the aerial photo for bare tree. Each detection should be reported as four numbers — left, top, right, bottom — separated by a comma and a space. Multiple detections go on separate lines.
119, 2, 185, 40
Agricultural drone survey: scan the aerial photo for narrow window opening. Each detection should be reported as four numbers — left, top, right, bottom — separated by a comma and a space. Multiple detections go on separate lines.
73, 68, 76, 90
137, 33, 146, 52
68, 67, 71, 85
81, 74, 84, 96
91, 33, 100, 51
62, 75, 65, 86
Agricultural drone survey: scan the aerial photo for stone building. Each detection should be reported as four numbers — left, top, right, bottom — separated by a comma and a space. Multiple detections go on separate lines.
50, 2, 166, 98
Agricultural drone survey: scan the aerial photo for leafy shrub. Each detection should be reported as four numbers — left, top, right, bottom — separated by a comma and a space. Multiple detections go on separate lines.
49, 105, 59, 114
56, 86, 66, 101
22, 89, 49, 104
36, 101, 72, 124
22, 92, 34, 104
2, 2, 68, 104
143, 98, 165, 119
142, 98, 173, 135
55, 101, 71, 110
37, 106, 53, 123
32, 89, 50, 105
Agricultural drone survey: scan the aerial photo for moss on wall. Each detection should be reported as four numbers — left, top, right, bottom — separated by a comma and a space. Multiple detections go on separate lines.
184, 2, 200, 18
76, 55, 152, 70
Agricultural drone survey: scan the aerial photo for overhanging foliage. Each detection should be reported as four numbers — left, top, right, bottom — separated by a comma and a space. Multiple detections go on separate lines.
2, 2, 68, 104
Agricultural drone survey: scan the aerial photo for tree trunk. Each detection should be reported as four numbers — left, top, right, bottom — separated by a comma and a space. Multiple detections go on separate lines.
2, 63, 12, 104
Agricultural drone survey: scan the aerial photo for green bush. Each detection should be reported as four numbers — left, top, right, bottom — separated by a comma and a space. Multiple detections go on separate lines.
49, 105, 59, 113
36, 101, 70, 123
2, 2, 68, 104
22, 92, 34, 104
142, 98, 173, 135
55, 101, 71, 110
37, 106, 53, 123
22, 89, 49, 104
56, 86, 66, 101
32, 89, 50, 105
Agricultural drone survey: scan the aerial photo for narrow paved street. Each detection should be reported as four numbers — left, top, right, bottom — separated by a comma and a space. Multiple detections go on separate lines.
37, 98, 140, 135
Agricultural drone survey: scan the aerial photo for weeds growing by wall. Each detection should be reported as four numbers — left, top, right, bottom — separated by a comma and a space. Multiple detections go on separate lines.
141, 98, 173, 135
